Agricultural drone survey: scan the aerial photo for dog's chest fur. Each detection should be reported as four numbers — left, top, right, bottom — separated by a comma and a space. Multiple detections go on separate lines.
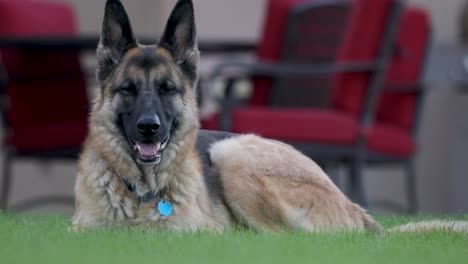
73, 130, 233, 231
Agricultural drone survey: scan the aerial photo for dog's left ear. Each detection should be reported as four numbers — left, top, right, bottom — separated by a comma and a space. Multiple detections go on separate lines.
158, 0, 199, 82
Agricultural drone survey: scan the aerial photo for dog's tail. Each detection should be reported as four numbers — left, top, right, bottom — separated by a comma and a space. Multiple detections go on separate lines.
387, 220, 468, 233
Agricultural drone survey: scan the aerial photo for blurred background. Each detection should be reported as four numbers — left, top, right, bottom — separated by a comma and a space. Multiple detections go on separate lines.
0, 0, 467, 216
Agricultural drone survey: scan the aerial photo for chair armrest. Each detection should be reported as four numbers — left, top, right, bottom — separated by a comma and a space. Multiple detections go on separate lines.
0, 54, 8, 93
208, 60, 378, 82
210, 60, 378, 131
208, 61, 386, 131
212, 61, 379, 131
384, 82, 424, 94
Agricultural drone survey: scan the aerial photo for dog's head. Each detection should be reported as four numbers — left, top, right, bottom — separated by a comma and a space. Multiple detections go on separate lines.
96, 0, 199, 165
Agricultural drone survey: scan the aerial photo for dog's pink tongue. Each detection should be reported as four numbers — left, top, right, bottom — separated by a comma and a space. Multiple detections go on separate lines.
138, 143, 158, 156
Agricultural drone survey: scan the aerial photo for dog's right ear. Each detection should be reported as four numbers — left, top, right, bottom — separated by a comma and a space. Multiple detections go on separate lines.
97, 0, 137, 82
158, 0, 198, 83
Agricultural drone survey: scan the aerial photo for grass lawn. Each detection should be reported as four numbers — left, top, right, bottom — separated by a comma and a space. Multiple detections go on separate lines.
0, 212, 467, 264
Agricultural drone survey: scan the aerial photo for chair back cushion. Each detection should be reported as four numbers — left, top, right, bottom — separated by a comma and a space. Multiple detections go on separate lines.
250, 0, 396, 118
331, 0, 394, 117
0, 0, 88, 152
270, 1, 352, 108
376, 8, 430, 131
250, 0, 304, 106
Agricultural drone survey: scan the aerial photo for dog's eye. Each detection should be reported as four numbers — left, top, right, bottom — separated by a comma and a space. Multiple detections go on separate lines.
119, 84, 137, 95
159, 81, 176, 95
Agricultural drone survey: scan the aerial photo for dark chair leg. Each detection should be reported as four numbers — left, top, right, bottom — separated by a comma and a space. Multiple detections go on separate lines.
320, 160, 340, 186
219, 78, 236, 131
348, 151, 368, 208
405, 159, 418, 214
1, 151, 12, 210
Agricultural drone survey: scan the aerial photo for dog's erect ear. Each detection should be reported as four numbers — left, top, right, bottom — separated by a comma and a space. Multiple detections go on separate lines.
97, 0, 137, 82
158, 0, 199, 81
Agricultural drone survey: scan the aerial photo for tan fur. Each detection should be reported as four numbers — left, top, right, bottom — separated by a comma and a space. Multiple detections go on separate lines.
209, 134, 382, 232
155, 47, 174, 60
389, 221, 468, 233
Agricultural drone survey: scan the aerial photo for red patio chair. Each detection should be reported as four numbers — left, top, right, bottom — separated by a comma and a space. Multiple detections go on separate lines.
202, 0, 405, 208
0, 0, 89, 210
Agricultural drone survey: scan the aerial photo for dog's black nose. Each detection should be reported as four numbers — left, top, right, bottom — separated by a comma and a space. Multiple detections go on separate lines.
137, 114, 160, 136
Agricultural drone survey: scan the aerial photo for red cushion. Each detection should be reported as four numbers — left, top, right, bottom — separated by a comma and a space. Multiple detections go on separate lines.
1, 50, 82, 80
8, 120, 88, 153
7, 78, 88, 129
385, 8, 430, 83
200, 113, 221, 131
0, 0, 76, 35
376, 89, 416, 131
0, 0, 80, 78
376, 8, 430, 131
331, 0, 393, 117
201, 109, 415, 157
0, 0, 89, 152
366, 123, 416, 157
250, 0, 395, 113
231, 107, 359, 144
251, 0, 307, 106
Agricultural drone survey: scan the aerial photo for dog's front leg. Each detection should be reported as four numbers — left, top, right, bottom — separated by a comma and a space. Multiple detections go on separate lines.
73, 168, 138, 230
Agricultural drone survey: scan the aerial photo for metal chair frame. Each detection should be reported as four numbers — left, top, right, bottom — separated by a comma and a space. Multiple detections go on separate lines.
209, 0, 406, 209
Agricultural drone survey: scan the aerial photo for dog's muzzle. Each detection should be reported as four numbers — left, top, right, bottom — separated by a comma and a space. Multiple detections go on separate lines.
133, 135, 170, 165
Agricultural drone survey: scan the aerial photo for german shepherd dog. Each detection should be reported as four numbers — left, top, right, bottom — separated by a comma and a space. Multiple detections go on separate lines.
73, 0, 467, 233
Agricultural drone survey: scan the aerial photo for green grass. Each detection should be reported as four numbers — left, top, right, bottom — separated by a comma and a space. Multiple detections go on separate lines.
1, 212, 467, 264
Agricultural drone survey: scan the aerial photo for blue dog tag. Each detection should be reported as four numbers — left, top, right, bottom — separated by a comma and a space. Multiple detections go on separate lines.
158, 200, 173, 217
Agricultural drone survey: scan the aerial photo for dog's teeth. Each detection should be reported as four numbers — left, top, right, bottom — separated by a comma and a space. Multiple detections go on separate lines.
161, 137, 170, 150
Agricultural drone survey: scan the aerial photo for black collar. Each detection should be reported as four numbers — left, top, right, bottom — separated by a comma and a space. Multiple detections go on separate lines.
123, 178, 160, 203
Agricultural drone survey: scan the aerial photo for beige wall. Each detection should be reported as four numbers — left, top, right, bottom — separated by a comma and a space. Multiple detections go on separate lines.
161, 0, 266, 40
408, 0, 468, 213
63, 0, 266, 40
64, 0, 464, 43
62, 0, 265, 39
409, 0, 465, 43
146, 0, 467, 43
64, 0, 165, 36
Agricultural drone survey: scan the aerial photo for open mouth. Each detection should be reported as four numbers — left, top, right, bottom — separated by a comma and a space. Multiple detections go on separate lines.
133, 136, 170, 165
